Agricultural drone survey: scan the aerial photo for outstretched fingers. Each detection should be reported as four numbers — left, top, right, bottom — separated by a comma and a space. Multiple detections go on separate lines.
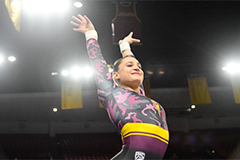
128, 32, 140, 43
70, 20, 80, 27
128, 32, 133, 38
71, 14, 95, 33
123, 32, 141, 44
71, 15, 81, 24
77, 14, 87, 23
132, 38, 141, 43
84, 15, 91, 24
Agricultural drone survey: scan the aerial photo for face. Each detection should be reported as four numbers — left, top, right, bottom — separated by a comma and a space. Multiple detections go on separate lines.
113, 57, 144, 88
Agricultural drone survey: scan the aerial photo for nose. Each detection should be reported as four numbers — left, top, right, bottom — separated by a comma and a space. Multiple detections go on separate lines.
133, 65, 140, 70
133, 65, 141, 72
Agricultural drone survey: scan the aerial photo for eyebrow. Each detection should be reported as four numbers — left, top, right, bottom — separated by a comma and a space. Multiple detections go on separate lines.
125, 61, 142, 66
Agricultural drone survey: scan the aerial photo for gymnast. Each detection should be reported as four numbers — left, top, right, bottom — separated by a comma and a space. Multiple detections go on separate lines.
71, 14, 169, 160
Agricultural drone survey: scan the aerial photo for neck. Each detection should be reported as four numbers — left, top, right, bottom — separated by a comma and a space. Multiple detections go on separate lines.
119, 84, 140, 93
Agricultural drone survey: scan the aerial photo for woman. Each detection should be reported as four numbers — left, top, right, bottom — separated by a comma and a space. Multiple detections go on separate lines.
71, 14, 169, 160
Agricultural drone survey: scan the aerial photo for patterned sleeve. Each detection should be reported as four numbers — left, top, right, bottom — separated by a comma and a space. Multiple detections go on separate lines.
86, 38, 114, 107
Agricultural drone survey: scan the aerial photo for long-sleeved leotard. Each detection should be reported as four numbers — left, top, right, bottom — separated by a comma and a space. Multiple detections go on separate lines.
86, 38, 169, 159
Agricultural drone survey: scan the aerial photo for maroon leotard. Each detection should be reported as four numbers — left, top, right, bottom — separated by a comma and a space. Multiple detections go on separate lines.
86, 38, 169, 159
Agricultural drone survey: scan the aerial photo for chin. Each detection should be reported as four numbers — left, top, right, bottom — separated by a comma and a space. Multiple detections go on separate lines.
132, 79, 143, 86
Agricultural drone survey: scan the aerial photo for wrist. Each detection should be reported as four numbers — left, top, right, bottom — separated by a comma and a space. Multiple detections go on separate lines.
119, 40, 131, 53
85, 30, 98, 40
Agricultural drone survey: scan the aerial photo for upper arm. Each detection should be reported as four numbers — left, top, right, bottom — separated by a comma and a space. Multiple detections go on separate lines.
86, 39, 114, 101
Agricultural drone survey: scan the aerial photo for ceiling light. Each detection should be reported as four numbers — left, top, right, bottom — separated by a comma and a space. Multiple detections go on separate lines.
70, 67, 82, 78
74, 2, 82, 8
51, 72, 58, 76
8, 56, 16, 62
53, 108, 58, 112
191, 105, 196, 109
222, 62, 240, 74
61, 70, 69, 76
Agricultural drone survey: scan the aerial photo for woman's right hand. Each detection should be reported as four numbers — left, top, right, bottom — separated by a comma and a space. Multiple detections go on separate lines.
71, 14, 95, 33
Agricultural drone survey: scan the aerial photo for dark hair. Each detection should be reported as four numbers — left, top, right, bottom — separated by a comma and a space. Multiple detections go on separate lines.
113, 55, 139, 72
112, 56, 140, 85
112, 57, 128, 72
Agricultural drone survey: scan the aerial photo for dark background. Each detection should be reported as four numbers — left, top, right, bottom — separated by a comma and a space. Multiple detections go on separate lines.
1, 1, 240, 93
0, 1, 240, 159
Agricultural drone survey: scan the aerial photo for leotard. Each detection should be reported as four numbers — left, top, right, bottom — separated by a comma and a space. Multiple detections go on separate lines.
86, 38, 169, 160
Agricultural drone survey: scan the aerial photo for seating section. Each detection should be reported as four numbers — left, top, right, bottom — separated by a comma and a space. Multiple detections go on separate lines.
165, 129, 240, 159
57, 133, 122, 160
0, 129, 239, 159
0, 134, 50, 159
198, 129, 240, 158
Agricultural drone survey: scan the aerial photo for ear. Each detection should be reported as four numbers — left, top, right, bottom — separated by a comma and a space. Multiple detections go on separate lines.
112, 72, 120, 81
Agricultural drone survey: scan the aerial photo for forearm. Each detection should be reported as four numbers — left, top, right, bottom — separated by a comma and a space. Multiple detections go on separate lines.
85, 32, 113, 101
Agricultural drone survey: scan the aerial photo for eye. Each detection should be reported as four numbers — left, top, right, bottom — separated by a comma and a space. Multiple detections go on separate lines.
138, 66, 142, 69
127, 64, 133, 67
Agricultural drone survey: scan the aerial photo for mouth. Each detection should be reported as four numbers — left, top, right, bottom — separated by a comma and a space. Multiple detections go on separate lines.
132, 72, 141, 76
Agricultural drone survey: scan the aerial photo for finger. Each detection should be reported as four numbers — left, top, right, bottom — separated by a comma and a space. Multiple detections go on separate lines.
133, 39, 140, 43
77, 14, 86, 22
128, 32, 133, 37
132, 38, 140, 41
84, 15, 92, 23
70, 21, 80, 27
72, 16, 82, 24
73, 28, 79, 31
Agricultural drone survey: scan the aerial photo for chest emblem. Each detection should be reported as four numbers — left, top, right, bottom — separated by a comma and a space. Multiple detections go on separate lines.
135, 151, 145, 160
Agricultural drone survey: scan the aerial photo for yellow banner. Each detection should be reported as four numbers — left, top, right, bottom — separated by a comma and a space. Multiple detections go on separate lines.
61, 81, 83, 109
231, 76, 240, 104
5, 0, 21, 31
187, 77, 211, 104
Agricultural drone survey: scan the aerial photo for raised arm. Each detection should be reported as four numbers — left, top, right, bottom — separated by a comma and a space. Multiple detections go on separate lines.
119, 32, 140, 57
118, 32, 146, 95
71, 15, 114, 106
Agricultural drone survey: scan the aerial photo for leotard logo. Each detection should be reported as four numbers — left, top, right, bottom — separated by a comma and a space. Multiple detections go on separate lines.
135, 151, 145, 160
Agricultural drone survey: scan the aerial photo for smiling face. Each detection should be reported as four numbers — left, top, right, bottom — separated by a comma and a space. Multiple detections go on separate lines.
113, 57, 144, 90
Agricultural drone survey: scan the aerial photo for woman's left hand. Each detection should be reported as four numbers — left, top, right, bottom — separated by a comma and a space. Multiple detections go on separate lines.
123, 32, 141, 44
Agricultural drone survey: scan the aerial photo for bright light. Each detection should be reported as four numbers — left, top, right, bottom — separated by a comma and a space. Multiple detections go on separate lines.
70, 67, 82, 78
0, 56, 4, 64
61, 66, 93, 79
51, 72, 58, 76
191, 105, 196, 109
0, 56, 4, 63
82, 67, 93, 78
22, 0, 35, 14
53, 108, 58, 112
74, 2, 83, 8
23, 0, 70, 15
61, 70, 69, 76
222, 62, 240, 74
8, 56, 16, 62
12, 0, 21, 9
54, 0, 70, 12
